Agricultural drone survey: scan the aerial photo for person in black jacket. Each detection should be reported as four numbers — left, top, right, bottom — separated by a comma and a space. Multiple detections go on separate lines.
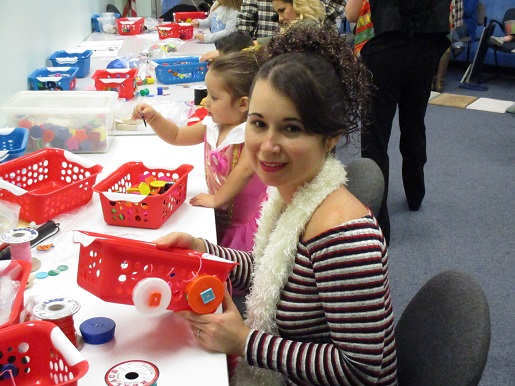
346, 0, 451, 244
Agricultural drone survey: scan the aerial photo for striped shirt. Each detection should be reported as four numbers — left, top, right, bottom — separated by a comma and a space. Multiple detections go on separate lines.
205, 214, 397, 385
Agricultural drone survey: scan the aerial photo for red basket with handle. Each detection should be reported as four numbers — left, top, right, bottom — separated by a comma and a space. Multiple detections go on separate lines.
0, 148, 103, 224
157, 23, 194, 40
74, 230, 237, 314
0, 260, 31, 329
92, 162, 193, 229
0, 321, 89, 385
116, 17, 145, 35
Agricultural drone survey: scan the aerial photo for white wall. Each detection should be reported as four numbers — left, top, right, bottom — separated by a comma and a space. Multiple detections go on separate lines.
0, 0, 155, 112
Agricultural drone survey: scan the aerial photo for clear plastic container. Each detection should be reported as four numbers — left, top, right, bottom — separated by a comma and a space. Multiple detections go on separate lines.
98, 12, 117, 34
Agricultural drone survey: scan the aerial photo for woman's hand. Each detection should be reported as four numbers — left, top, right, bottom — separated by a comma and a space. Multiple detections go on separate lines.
189, 193, 216, 208
175, 289, 250, 357
153, 232, 207, 253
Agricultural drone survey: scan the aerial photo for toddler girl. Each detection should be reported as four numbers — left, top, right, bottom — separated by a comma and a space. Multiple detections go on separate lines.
191, 0, 242, 44
132, 51, 266, 252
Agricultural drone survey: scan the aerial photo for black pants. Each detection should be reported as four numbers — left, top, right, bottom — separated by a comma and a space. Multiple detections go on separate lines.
361, 37, 447, 243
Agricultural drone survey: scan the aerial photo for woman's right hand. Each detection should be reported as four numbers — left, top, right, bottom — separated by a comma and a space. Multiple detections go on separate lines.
153, 232, 207, 253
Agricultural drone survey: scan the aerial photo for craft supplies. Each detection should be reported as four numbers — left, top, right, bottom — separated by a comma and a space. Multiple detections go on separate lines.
93, 162, 193, 229
0, 127, 29, 163
157, 22, 194, 40
0, 149, 103, 223
28, 67, 79, 91
73, 230, 237, 314
0, 321, 89, 385
49, 50, 93, 78
33, 297, 82, 349
105, 360, 159, 386
0, 260, 31, 328
80, 317, 116, 344
117, 17, 145, 35
1, 91, 118, 153
153, 56, 207, 85
0, 221, 60, 261
92, 68, 139, 99
0, 227, 38, 263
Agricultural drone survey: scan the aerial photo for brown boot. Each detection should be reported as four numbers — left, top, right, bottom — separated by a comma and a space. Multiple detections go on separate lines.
435, 48, 451, 92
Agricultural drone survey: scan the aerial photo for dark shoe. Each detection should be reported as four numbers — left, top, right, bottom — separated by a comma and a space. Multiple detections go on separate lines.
407, 199, 422, 211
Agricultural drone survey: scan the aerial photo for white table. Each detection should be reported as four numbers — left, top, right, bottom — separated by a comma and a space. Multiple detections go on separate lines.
22, 32, 229, 385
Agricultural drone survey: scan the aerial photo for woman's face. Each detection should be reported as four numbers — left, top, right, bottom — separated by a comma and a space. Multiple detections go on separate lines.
246, 79, 335, 202
272, 0, 298, 25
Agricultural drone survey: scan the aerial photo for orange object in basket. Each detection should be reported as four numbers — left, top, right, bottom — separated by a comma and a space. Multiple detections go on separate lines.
186, 275, 225, 314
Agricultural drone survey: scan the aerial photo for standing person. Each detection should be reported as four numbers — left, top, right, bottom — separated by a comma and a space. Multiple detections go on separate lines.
192, 0, 243, 44
132, 51, 266, 252
154, 26, 397, 385
346, 0, 451, 244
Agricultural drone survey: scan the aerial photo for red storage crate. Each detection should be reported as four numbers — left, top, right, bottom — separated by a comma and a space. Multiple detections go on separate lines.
0, 321, 88, 385
74, 230, 238, 314
91, 68, 138, 100
92, 162, 193, 229
0, 260, 31, 329
116, 17, 145, 35
173, 11, 208, 23
0, 148, 103, 224
157, 22, 194, 40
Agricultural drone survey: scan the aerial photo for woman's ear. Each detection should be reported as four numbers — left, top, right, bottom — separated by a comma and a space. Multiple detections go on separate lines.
238, 96, 249, 112
327, 135, 341, 153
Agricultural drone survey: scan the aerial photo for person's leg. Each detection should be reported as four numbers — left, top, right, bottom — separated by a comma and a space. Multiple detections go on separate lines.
360, 46, 403, 243
398, 40, 442, 211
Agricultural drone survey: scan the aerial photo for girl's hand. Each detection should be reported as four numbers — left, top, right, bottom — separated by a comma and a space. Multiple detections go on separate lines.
132, 103, 157, 124
191, 19, 199, 27
200, 50, 219, 62
189, 193, 216, 208
153, 232, 206, 253
194, 33, 205, 42
175, 289, 250, 357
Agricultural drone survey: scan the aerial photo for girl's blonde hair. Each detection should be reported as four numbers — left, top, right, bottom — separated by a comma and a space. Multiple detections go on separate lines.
218, 0, 243, 10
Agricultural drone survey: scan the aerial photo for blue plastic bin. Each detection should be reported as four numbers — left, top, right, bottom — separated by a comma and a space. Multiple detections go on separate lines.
0, 128, 29, 163
49, 50, 93, 78
153, 57, 208, 85
28, 67, 79, 91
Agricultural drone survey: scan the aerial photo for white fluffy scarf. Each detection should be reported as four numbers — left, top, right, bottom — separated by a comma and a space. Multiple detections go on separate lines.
232, 157, 348, 385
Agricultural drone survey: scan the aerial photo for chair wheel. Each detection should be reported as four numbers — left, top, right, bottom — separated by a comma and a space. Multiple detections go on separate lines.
185, 275, 224, 314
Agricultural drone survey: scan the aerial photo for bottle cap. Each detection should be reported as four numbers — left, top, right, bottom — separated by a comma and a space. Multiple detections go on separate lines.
79, 317, 116, 345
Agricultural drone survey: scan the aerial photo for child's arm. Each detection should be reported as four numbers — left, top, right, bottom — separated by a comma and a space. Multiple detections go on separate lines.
132, 103, 205, 146
190, 147, 255, 208
197, 9, 239, 44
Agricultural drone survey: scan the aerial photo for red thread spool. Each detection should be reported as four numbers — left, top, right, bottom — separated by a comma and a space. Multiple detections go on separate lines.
32, 298, 82, 349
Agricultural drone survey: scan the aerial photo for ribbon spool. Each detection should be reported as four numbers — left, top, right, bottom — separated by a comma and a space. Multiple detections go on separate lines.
193, 85, 207, 105
105, 360, 159, 386
32, 298, 83, 349
1, 228, 38, 263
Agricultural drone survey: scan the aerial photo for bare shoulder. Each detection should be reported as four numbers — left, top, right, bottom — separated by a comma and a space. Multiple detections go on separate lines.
303, 187, 369, 241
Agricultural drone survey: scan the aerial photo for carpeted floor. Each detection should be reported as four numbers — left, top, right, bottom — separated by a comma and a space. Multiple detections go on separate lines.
336, 65, 515, 386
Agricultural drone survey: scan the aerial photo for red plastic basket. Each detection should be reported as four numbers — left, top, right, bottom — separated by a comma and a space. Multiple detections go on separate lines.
0, 260, 31, 329
92, 162, 193, 229
91, 68, 138, 100
0, 148, 103, 224
74, 230, 238, 314
0, 321, 88, 385
116, 17, 145, 35
157, 23, 194, 40
173, 11, 208, 23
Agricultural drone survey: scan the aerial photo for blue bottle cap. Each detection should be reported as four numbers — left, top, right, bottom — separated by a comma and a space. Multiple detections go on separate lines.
79, 317, 116, 345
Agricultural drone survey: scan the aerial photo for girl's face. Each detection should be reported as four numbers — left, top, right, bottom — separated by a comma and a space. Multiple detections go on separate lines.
246, 79, 337, 202
272, 0, 298, 25
204, 70, 247, 125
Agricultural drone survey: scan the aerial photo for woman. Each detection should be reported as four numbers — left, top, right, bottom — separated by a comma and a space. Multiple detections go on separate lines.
155, 26, 397, 385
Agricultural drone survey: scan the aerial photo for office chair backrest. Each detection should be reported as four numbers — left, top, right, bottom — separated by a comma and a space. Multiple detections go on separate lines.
477, 2, 487, 27
345, 158, 384, 218
395, 270, 491, 386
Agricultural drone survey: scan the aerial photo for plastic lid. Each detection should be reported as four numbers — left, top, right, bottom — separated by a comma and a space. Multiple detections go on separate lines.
79, 317, 116, 344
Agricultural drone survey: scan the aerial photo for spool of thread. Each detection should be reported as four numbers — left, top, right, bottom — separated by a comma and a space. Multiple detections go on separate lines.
1, 228, 38, 263
105, 360, 159, 386
33, 298, 82, 348
193, 85, 207, 105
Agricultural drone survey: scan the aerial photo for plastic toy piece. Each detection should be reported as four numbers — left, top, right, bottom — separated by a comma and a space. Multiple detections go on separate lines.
73, 230, 238, 314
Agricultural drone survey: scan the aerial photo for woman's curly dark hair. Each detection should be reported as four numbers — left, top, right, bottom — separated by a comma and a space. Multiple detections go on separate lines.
253, 25, 373, 141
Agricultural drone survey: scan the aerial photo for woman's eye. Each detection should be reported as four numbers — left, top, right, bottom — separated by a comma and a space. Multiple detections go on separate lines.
285, 125, 303, 134
249, 119, 266, 129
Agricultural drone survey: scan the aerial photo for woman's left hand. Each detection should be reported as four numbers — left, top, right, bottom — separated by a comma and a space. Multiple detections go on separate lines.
175, 289, 250, 357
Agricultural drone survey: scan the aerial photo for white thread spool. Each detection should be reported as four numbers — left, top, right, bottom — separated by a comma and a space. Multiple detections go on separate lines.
1, 228, 38, 263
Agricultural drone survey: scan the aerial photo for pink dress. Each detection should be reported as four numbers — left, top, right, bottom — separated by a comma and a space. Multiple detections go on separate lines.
203, 117, 267, 252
